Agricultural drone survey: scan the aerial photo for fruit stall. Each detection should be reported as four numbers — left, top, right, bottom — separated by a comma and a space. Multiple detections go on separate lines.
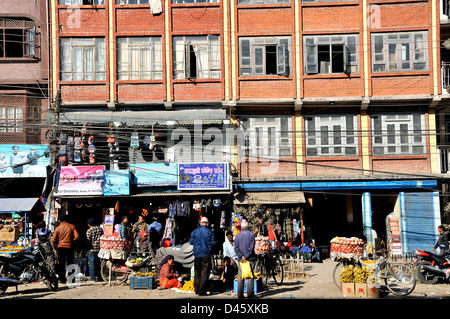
331, 236, 380, 298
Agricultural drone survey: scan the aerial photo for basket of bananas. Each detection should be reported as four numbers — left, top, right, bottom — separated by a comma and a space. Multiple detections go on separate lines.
125, 256, 148, 268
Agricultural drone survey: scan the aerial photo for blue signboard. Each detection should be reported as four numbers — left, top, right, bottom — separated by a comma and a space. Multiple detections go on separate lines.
130, 163, 178, 187
104, 170, 130, 196
178, 163, 229, 190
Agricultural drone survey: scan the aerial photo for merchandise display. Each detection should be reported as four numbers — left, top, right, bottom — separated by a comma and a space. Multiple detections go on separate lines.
330, 237, 364, 258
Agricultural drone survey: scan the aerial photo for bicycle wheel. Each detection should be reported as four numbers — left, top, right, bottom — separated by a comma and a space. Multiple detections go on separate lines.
384, 263, 416, 296
332, 261, 344, 289
254, 257, 268, 287
100, 260, 129, 284
272, 255, 284, 285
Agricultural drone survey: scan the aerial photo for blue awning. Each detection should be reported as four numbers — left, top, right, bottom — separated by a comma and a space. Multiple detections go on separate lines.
0, 198, 45, 213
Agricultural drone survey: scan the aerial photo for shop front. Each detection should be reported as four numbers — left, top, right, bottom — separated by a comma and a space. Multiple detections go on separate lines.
234, 178, 441, 256
51, 162, 233, 257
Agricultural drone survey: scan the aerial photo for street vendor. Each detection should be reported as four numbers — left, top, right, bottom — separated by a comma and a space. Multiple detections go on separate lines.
136, 230, 151, 254
132, 215, 149, 247
158, 254, 182, 289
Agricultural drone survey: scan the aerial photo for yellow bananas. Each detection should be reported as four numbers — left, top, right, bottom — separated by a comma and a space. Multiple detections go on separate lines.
340, 265, 375, 284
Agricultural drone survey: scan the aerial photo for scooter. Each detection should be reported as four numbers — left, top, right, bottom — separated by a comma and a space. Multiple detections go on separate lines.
413, 249, 450, 284
0, 241, 58, 295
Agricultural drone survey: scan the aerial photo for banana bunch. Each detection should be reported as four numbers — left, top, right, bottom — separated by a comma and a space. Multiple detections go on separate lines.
353, 266, 374, 283
135, 272, 155, 277
180, 279, 195, 292
339, 265, 355, 283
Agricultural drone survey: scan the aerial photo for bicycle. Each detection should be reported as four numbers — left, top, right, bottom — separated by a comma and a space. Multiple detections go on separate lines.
253, 251, 284, 287
333, 252, 416, 296
100, 248, 160, 285
366, 255, 416, 296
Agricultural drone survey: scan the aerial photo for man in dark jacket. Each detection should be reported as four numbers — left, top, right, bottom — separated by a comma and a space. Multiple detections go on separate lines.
234, 219, 256, 299
189, 217, 216, 296
433, 225, 449, 255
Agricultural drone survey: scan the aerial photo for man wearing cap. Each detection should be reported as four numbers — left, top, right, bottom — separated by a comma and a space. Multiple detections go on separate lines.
189, 217, 216, 296
234, 219, 256, 299
86, 218, 103, 282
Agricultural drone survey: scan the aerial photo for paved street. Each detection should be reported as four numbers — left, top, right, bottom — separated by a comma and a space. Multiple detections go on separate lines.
1, 258, 450, 300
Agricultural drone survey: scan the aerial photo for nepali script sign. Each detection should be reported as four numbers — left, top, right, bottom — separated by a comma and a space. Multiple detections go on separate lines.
178, 163, 229, 190
55, 166, 105, 196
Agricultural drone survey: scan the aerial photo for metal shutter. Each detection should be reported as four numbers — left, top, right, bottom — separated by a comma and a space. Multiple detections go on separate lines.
400, 192, 440, 254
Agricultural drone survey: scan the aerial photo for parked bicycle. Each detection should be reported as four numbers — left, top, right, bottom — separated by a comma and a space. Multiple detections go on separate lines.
253, 251, 284, 287
100, 248, 160, 285
332, 252, 416, 296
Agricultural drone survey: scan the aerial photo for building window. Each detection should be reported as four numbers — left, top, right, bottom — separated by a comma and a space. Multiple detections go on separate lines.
238, 0, 289, 4
239, 37, 291, 76
371, 31, 428, 73
371, 113, 426, 155
303, 35, 359, 75
305, 114, 358, 157
0, 106, 23, 133
60, 38, 106, 81
239, 116, 293, 160
173, 35, 221, 80
61, 0, 105, 4
0, 18, 37, 58
172, 0, 218, 3
117, 37, 163, 80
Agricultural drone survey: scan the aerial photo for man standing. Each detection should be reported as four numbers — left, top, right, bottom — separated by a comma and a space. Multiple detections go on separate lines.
86, 218, 103, 282
223, 230, 238, 266
132, 215, 149, 248
51, 215, 79, 284
189, 217, 216, 296
234, 219, 256, 299
433, 225, 449, 255
148, 217, 163, 251
118, 216, 131, 240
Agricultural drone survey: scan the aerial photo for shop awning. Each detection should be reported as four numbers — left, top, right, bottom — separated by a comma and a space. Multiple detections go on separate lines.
233, 191, 306, 205
57, 191, 232, 199
0, 198, 45, 213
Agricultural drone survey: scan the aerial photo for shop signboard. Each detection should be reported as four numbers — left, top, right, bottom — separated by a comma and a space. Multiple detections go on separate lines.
104, 170, 130, 196
0, 144, 50, 178
129, 163, 178, 187
178, 163, 229, 190
55, 166, 105, 196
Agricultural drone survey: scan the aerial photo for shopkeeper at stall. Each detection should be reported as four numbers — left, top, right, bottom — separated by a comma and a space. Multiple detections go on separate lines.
159, 255, 182, 289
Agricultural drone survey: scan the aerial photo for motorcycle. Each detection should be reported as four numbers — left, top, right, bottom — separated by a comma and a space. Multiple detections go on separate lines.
413, 249, 450, 284
0, 241, 58, 295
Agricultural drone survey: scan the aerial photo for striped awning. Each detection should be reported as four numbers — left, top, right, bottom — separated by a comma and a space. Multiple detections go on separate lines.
233, 191, 305, 205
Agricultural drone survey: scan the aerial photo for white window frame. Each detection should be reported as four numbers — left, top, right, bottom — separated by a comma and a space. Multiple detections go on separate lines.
305, 114, 358, 157
0, 106, 23, 133
115, 0, 146, 4
239, 36, 291, 76
239, 116, 293, 160
371, 113, 426, 156
172, 0, 218, 4
117, 37, 163, 81
60, 37, 106, 82
61, 0, 105, 4
238, 0, 290, 4
371, 31, 428, 73
303, 34, 359, 75
173, 35, 221, 80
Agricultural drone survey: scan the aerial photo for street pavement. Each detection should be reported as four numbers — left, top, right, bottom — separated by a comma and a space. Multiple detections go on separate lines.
1, 258, 450, 300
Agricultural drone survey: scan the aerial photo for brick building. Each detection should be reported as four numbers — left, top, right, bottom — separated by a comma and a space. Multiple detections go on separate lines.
47, 0, 449, 254
0, 0, 50, 246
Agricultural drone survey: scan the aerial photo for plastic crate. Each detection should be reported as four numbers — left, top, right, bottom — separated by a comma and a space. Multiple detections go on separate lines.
233, 278, 262, 294
130, 276, 154, 290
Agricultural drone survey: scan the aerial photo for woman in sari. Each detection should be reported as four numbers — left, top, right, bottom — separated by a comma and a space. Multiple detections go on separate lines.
159, 255, 182, 289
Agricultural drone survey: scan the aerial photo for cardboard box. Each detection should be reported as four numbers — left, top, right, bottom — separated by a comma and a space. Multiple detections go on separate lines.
341, 282, 355, 297
0, 226, 19, 242
366, 284, 380, 298
355, 283, 367, 298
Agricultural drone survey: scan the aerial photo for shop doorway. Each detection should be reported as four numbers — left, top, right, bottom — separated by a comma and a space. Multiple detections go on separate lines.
303, 192, 363, 247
